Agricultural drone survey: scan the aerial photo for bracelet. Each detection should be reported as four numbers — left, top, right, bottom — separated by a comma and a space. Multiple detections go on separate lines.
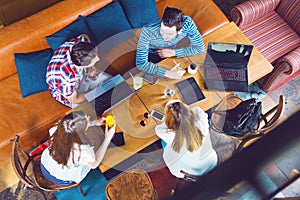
90, 120, 98, 126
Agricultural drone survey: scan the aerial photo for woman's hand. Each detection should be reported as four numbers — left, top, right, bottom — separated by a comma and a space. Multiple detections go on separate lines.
96, 117, 106, 126
104, 122, 116, 141
88, 117, 106, 127
87, 66, 102, 78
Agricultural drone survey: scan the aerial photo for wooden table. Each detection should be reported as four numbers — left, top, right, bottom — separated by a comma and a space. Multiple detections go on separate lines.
99, 94, 159, 172
98, 22, 273, 173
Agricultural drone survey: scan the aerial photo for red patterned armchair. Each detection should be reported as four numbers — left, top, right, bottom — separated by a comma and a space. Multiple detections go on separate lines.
230, 0, 300, 93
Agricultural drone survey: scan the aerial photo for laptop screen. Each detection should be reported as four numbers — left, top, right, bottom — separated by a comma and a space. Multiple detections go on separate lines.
204, 42, 254, 92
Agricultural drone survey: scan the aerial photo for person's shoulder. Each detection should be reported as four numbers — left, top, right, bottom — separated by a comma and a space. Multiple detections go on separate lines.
52, 42, 73, 57
184, 16, 193, 21
144, 18, 161, 27
192, 106, 208, 118
183, 16, 195, 26
143, 19, 161, 32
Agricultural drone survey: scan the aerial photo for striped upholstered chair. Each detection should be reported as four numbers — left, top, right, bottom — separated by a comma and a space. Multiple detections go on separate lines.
230, 0, 300, 93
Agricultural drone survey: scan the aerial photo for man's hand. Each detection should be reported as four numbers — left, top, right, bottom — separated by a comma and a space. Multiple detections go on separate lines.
165, 64, 185, 79
88, 66, 101, 78
156, 49, 176, 58
66, 91, 87, 104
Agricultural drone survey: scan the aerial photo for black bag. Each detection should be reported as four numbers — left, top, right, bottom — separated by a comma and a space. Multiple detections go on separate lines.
211, 98, 262, 136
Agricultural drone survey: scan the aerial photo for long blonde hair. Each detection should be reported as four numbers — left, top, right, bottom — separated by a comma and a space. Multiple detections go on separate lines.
165, 102, 203, 153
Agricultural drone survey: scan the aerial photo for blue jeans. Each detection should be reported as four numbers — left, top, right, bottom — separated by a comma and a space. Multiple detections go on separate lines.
40, 163, 75, 186
161, 139, 167, 148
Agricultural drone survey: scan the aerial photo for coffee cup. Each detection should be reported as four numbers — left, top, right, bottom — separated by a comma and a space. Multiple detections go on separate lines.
188, 63, 197, 74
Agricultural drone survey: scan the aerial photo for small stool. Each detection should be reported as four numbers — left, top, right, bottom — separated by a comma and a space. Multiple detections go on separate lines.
106, 168, 158, 200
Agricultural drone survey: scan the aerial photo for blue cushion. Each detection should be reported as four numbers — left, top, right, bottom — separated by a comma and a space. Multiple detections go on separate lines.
14, 49, 53, 98
46, 15, 95, 50
85, 1, 132, 44
119, 0, 158, 28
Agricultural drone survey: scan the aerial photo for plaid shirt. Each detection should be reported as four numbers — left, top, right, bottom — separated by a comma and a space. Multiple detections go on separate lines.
46, 35, 87, 107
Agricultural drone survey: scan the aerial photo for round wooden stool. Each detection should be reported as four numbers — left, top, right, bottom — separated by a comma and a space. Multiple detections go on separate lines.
106, 168, 158, 200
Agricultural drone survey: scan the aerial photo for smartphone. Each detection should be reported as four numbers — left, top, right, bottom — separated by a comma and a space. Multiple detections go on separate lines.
143, 73, 158, 85
150, 110, 165, 121
109, 132, 125, 147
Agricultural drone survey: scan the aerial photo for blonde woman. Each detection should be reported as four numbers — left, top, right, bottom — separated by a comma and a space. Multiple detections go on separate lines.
155, 100, 217, 178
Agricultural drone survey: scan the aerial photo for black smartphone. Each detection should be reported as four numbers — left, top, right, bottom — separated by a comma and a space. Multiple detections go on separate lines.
109, 132, 125, 147
150, 110, 165, 121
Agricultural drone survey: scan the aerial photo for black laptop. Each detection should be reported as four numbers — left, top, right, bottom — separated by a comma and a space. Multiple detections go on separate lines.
204, 42, 254, 92
84, 74, 136, 116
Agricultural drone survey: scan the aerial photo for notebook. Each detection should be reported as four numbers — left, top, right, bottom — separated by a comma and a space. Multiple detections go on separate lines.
204, 42, 253, 92
84, 74, 136, 116
175, 77, 205, 105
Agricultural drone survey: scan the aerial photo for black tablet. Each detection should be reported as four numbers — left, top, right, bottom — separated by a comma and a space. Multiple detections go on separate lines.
175, 77, 205, 105
109, 132, 125, 147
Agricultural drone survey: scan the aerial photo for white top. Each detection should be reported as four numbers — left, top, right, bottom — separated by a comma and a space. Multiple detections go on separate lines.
155, 106, 218, 178
41, 126, 96, 183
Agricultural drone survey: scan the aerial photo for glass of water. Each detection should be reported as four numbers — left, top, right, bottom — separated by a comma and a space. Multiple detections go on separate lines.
133, 76, 143, 90
164, 88, 175, 98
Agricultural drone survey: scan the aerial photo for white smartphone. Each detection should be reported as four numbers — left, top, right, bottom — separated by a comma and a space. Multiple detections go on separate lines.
150, 110, 165, 121
143, 73, 158, 85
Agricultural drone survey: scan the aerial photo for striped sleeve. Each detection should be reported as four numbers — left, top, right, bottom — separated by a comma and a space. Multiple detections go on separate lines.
175, 16, 206, 58
136, 27, 166, 77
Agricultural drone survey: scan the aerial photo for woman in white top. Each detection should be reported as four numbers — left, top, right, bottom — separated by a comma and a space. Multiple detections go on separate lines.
41, 110, 116, 185
155, 100, 218, 178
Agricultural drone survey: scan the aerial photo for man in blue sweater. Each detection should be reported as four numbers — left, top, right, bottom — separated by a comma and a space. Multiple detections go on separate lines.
136, 7, 205, 79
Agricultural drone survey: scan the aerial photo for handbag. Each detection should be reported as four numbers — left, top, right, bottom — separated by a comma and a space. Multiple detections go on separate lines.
211, 98, 262, 136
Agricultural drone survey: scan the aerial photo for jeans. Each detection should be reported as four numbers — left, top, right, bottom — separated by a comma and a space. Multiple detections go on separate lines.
40, 163, 75, 186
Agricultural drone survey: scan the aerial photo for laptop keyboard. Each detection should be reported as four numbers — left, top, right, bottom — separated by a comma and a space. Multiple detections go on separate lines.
206, 67, 246, 81
94, 89, 113, 116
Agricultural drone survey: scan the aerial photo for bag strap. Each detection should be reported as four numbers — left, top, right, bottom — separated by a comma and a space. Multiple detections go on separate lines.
209, 119, 226, 133
210, 95, 242, 133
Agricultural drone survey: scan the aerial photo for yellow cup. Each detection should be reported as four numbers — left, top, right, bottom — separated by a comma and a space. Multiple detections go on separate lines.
106, 115, 114, 127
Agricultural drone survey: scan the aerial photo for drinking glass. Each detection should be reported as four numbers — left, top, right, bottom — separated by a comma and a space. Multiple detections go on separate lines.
164, 88, 175, 98
133, 76, 143, 90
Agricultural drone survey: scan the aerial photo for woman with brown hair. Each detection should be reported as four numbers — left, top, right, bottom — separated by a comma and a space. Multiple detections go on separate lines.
40, 110, 116, 185
155, 100, 217, 178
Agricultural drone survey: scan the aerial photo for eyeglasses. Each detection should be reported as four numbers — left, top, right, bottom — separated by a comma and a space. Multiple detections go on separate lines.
140, 112, 150, 127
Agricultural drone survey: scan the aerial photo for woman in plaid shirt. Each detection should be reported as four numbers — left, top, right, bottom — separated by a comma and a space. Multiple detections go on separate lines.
46, 34, 111, 107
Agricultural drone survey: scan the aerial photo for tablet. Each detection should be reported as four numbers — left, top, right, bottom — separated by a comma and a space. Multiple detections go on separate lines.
175, 77, 205, 105
109, 132, 125, 147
